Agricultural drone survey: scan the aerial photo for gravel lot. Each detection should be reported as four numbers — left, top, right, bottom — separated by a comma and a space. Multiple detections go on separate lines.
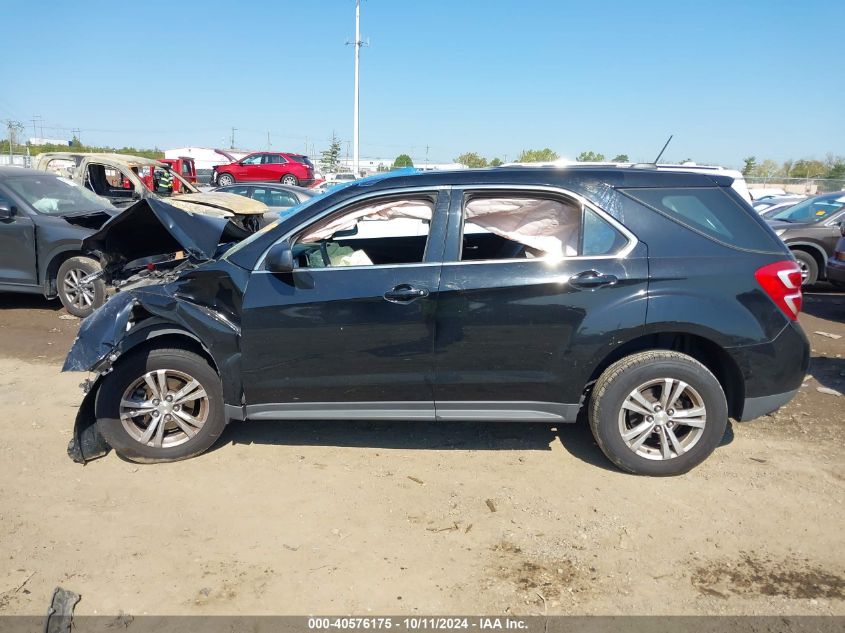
0, 289, 842, 616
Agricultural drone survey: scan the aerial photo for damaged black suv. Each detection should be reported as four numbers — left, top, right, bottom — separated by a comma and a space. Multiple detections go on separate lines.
65, 166, 809, 476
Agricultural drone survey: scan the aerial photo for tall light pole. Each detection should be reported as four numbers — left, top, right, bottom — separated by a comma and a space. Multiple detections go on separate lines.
353, 0, 361, 176
348, 0, 367, 177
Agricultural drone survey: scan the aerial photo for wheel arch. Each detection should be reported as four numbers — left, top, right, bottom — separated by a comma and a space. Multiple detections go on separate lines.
43, 248, 89, 297
587, 331, 745, 419
119, 319, 220, 375
787, 242, 828, 279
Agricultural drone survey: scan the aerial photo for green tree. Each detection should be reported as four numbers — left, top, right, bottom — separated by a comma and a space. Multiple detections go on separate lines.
516, 148, 559, 162
576, 151, 605, 162
750, 159, 782, 179
454, 152, 488, 168
741, 156, 757, 176
320, 133, 342, 172
790, 159, 826, 179
782, 159, 794, 177
489, 157, 503, 167
611, 154, 629, 162
392, 154, 414, 169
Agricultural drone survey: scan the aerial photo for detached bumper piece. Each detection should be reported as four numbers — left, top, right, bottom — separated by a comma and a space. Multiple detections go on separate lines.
67, 384, 111, 464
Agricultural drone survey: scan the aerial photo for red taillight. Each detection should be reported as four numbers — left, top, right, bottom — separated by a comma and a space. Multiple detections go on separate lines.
754, 260, 803, 321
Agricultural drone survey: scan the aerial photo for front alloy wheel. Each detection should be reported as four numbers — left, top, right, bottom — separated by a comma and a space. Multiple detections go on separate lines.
95, 346, 227, 463
120, 369, 210, 448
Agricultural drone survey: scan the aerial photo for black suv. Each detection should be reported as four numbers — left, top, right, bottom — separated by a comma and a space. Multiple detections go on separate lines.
64, 167, 809, 475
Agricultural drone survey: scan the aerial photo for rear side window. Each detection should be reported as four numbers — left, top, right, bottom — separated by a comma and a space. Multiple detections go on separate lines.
620, 187, 780, 251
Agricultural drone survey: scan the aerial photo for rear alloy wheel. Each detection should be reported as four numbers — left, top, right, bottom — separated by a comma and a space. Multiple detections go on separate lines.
792, 250, 818, 286
281, 174, 298, 186
57, 256, 106, 318
217, 173, 235, 187
589, 350, 728, 476
95, 346, 227, 463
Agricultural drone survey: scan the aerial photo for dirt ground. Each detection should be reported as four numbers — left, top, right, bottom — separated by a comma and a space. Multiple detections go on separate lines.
0, 289, 842, 617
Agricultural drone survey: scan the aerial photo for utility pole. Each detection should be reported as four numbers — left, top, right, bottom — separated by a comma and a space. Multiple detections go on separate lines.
347, 0, 368, 177
230, 127, 237, 150
425, 145, 430, 168
5, 120, 24, 163
72, 128, 81, 146
267, 132, 271, 151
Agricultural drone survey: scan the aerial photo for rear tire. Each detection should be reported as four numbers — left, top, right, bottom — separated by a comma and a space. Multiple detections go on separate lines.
792, 250, 818, 286
281, 174, 298, 186
217, 173, 235, 187
56, 256, 106, 318
588, 350, 728, 476
94, 346, 227, 463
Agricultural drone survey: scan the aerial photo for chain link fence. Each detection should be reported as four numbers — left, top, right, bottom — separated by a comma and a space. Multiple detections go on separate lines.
746, 176, 845, 195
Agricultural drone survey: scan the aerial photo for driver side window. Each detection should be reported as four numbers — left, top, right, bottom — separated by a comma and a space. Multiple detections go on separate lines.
294, 196, 435, 268
241, 155, 263, 166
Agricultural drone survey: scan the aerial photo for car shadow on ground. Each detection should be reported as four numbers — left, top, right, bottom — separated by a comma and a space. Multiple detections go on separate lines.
0, 292, 61, 311
216, 415, 736, 473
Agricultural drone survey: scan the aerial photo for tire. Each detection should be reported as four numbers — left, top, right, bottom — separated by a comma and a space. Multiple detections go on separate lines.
94, 346, 227, 463
588, 350, 728, 476
792, 250, 819, 286
56, 256, 106, 318
281, 174, 298, 186
217, 172, 235, 187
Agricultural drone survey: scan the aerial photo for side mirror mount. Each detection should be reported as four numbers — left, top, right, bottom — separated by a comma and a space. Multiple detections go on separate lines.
265, 241, 295, 273
0, 198, 14, 220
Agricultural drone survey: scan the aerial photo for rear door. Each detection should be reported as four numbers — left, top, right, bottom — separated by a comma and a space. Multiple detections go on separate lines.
433, 186, 649, 421
0, 187, 38, 286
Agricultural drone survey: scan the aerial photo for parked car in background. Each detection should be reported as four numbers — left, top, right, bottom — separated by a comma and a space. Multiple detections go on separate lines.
0, 167, 116, 317
767, 192, 845, 285
214, 182, 318, 221
64, 166, 808, 476
35, 152, 269, 232
753, 195, 804, 215
749, 187, 787, 200
158, 157, 197, 193
824, 219, 845, 289
212, 152, 316, 187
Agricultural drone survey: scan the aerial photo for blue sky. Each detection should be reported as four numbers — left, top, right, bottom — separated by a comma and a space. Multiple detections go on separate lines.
1, 0, 843, 167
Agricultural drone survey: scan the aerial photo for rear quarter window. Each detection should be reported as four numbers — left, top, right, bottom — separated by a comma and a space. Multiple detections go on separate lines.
619, 186, 782, 252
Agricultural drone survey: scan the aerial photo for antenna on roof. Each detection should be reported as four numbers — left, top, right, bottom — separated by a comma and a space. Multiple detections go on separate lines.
654, 134, 673, 164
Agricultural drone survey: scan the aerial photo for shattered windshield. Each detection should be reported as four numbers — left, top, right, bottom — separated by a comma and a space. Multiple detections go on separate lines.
4, 174, 116, 214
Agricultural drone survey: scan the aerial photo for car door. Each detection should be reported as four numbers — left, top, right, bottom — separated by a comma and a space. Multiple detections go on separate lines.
239, 187, 450, 419
0, 187, 38, 286
261, 154, 286, 181
432, 186, 649, 421
237, 154, 263, 181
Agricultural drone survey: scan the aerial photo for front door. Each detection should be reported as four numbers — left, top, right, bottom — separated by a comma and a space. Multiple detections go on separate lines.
0, 189, 38, 286
433, 187, 649, 421
239, 188, 449, 419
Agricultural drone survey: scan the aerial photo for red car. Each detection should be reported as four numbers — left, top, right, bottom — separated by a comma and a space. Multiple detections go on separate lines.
213, 152, 315, 187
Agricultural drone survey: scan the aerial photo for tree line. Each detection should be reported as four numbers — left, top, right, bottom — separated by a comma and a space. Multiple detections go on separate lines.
742, 154, 845, 180
0, 137, 164, 160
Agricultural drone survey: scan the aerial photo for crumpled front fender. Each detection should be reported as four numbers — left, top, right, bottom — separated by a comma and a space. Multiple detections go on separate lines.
63, 291, 138, 373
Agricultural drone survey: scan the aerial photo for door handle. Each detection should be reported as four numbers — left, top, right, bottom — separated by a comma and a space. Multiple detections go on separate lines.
569, 270, 618, 289
384, 284, 429, 303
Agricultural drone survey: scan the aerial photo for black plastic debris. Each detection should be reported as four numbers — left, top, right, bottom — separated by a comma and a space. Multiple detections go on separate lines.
43, 587, 80, 633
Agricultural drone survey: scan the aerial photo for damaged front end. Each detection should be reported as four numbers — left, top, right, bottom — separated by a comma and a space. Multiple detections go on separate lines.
64, 199, 251, 463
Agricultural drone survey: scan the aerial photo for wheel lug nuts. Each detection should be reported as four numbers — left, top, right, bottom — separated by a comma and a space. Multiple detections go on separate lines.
174, 404, 181, 411
164, 414, 171, 421
152, 410, 159, 416
152, 399, 160, 406
165, 395, 173, 402
646, 415, 654, 422
668, 409, 674, 416
654, 405, 662, 412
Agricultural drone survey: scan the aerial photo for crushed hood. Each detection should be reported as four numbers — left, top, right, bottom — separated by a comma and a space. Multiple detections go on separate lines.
83, 198, 250, 271
167, 192, 268, 216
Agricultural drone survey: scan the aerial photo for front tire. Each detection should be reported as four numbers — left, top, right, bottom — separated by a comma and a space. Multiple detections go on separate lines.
281, 174, 298, 186
57, 256, 106, 318
217, 173, 235, 187
792, 250, 818, 286
588, 351, 728, 476
94, 346, 227, 463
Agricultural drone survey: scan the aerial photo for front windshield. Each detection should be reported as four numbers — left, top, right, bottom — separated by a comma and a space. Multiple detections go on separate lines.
770, 193, 845, 223
4, 174, 115, 214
